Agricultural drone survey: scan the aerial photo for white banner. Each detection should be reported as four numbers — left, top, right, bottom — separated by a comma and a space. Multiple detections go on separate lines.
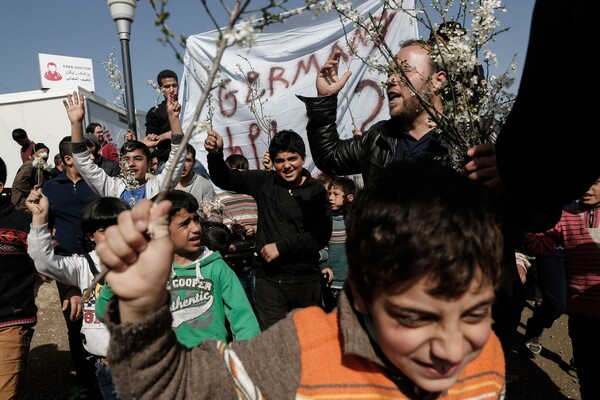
181, 0, 417, 174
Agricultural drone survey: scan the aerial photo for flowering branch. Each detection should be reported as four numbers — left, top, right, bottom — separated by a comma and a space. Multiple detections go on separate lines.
32, 152, 52, 187
236, 56, 274, 143
324, 0, 517, 170
101, 47, 127, 109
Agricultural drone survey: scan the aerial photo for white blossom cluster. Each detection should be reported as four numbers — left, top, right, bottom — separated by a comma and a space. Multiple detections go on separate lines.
31, 152, 50, 169
101, 48, 127, 109
223, 18, 256, 46
204, 198, 225, 215
118, 156, 141, 192
146, 79, 165, 109
32, 152, 52, 186
427, 0, 516, 168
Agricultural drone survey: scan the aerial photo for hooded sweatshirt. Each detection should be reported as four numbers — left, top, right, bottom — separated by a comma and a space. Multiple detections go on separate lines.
97, 248, 259, 348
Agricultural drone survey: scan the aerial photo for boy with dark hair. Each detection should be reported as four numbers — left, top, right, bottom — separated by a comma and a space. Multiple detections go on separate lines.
146, 69, 179, 138
0, 156, 37, 399
12, 128, 35, 163
145, 69, 179, 168
323, 175, 355, 306
96, 159, 506, 399
96, 190, 259, 348
26, 192, 130, 399
201, 220, 232, 256
225, 154, 249, 170
63, 91, 184, 207
174, 143, 215, 205
205, 129, 332, 330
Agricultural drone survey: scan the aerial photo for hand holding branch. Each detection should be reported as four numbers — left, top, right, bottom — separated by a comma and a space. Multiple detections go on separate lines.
464, 143, 502, 191
95, 199, 174, 323
25, 187, 49, 226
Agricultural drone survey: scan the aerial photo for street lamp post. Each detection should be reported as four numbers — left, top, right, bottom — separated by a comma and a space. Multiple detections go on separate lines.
108, 0, 137, 134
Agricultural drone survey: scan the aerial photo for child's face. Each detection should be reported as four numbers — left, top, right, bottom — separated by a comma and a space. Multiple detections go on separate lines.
169, 209, 203, 254
580, 177, 600, 207
273, 151, 305, 187
90, 228, 107, 244
122, 149, 149, 182
352, 272, 495, 393
181, 152, 196, 178
327, 186, 348, 212
150, 157, 159, 174
160, 77, 179, 101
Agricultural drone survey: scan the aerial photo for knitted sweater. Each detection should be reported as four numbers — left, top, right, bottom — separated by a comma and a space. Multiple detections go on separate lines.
106, 288, 504, 399
327, 212, 349, 289
0, 197, 37, 328
524, 203, 600, 317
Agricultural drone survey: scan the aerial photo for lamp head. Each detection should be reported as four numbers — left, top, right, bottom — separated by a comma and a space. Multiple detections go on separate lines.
108, 0, 137, 40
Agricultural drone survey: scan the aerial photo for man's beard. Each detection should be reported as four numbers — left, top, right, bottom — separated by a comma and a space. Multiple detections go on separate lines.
389, 88, 433, 121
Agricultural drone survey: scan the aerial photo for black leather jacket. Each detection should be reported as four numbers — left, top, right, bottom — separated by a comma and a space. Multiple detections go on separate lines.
298, 94, 445, 184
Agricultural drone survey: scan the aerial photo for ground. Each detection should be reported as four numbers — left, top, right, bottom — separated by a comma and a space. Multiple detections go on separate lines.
19, 280, 581, 399
504, 302, 580, 399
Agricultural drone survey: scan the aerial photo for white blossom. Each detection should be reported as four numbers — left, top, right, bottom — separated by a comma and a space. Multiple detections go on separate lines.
101, 48, 126, 109
223, 18, 256, 46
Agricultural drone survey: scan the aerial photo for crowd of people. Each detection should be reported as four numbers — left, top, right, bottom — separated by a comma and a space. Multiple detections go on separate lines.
1, 1, 599, 399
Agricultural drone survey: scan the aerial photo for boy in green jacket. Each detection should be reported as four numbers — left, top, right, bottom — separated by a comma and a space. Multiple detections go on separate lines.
96, 190, 259, 347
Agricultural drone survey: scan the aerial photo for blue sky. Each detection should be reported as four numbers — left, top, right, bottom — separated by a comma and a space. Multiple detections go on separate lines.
0, 0, 535, 119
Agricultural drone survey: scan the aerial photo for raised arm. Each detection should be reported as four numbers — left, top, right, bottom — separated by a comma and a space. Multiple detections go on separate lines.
64, 91, 122, 197
296, 50, 363, 177
25, 188, 92, 289
150, 98, 186, 194
64, 91, 85, 143
25, 187, 49, 227
316, 49, 352, 97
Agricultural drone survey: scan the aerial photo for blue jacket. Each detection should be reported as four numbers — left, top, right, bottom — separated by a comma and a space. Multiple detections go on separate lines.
42, 172, 99, 254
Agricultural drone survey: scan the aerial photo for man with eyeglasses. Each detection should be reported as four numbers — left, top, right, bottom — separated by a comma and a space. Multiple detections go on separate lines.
86, 122, 119, 163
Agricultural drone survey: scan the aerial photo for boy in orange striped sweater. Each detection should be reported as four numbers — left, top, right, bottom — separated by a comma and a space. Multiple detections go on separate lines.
98, 160, 505, 399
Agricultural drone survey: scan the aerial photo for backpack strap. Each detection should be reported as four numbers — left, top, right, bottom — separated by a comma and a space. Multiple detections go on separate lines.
83, 252, 104, 284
